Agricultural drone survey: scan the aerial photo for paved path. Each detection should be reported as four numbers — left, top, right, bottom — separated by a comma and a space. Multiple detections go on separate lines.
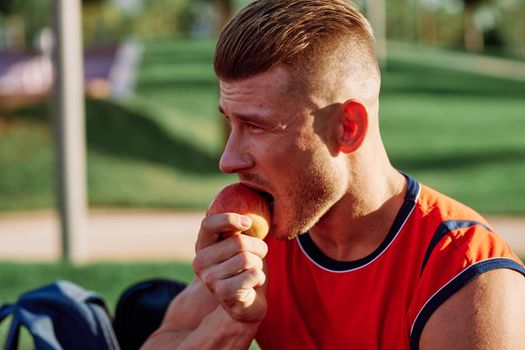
0, 210, 523, 263
0, 210, 201, 262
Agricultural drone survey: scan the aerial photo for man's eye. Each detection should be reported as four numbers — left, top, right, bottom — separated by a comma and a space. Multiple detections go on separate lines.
247, 124, 264, 133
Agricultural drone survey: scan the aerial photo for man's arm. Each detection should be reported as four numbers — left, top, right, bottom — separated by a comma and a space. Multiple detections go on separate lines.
141, 279, 259, 349
420, 269, 525, 349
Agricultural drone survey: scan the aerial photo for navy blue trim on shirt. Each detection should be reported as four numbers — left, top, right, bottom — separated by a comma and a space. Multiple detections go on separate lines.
420, 220, 493, 276
297, 174, 420, 272
410, 258, 525, 350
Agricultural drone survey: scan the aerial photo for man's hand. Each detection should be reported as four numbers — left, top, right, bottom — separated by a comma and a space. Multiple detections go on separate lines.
192, 212, 269, 323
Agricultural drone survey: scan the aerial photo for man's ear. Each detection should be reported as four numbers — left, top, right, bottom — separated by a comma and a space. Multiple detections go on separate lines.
337, 100, 368, 154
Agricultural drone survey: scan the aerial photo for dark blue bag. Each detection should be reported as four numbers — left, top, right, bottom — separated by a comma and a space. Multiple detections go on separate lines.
113, 278, 186, 350
0, 280, 120, 350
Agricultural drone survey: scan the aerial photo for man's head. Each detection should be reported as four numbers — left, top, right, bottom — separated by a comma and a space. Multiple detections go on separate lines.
214, 0, 380, 104
215, 0, 383, 239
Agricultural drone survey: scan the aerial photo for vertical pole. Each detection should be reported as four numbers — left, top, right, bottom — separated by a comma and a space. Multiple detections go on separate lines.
51, 0, 88, 264
414, 0, 421, 45
367, 0, 387, 67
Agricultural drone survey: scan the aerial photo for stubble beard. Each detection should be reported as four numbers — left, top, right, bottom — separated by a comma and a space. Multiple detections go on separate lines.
277, 156, 344, 240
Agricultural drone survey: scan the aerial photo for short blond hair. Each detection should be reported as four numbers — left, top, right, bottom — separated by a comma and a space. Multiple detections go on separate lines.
214, 0, 377, 84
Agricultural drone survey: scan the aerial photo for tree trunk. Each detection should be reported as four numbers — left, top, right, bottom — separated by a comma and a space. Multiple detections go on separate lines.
463, 2, 484, 52
211, 0, 233, 149
5, 15, 26, 50
212, 0, 233, 32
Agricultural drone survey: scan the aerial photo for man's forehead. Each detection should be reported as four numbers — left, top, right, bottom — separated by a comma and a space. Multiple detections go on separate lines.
217, 65, 322, 123
219, 66, 295, 94
218, 91, 275, 121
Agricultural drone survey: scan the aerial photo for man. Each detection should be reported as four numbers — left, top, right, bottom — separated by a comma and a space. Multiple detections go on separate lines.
142, 0, 525, 348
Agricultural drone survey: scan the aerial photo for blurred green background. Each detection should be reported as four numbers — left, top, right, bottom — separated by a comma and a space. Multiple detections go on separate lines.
1, 0, 524, 213
0, 0, 524, 347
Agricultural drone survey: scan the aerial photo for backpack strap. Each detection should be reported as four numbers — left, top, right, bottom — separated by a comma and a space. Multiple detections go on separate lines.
4, 310, 21, 350
1, 304, 19, 350
0, 304, 14, 324
87, 296, 120, 350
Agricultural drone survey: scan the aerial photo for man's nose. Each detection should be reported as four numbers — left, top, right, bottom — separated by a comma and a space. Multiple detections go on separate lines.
219, 131, 254, 174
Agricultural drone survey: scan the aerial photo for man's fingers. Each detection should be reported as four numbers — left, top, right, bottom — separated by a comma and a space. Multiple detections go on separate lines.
195, 213, 252, 250
198, 251, 264, 287
214, 268, 267, 305
193, 234, 268, 275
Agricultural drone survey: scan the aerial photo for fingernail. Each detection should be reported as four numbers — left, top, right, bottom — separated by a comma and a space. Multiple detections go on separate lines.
240, 216, 252, 228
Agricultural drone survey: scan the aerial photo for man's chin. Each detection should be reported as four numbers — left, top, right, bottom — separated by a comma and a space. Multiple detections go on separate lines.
270, 222, 309, 241
269, 224, 295, 241
270, 205, 323, 240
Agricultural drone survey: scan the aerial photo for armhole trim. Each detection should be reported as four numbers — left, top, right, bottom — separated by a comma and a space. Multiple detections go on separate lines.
420, 220, 492, 276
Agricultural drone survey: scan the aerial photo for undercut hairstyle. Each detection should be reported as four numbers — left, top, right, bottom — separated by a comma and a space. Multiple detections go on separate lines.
214, 0, 378, 88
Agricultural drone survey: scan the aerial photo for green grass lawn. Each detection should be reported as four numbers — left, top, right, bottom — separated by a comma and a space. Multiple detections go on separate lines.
0, 261, 193, 310
381, 60, 525, 213
0, 261, 194, 349
0, 38, 524, 213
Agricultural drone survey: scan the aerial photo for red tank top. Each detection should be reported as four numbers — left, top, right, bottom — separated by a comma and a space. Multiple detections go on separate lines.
256, 175, 524, 349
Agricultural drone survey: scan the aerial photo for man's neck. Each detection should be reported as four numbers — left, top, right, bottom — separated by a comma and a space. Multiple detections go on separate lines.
308, 168, 407, 262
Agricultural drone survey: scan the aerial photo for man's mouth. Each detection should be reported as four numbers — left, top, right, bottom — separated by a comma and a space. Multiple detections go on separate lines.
259, 190, 274, 207
251, 187, 274, 205
241, 183, 275, 207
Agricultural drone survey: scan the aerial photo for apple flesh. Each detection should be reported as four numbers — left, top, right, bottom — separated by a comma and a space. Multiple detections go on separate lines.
207, 183, 271, 240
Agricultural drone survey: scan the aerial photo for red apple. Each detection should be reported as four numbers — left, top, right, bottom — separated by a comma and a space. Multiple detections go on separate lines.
207, 183, 271, 240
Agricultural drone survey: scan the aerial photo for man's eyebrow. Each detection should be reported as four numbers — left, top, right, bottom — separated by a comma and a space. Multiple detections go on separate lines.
218, 106, 270, 125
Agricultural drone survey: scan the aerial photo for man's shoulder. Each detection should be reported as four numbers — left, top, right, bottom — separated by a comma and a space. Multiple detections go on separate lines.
406, 181, 525, 349
416, 182, 488, 226
402, 181, 496, 258
409, 181, 520, 269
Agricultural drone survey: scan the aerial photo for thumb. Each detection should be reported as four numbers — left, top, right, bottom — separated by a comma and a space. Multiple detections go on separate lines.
195, 213, 252, 250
